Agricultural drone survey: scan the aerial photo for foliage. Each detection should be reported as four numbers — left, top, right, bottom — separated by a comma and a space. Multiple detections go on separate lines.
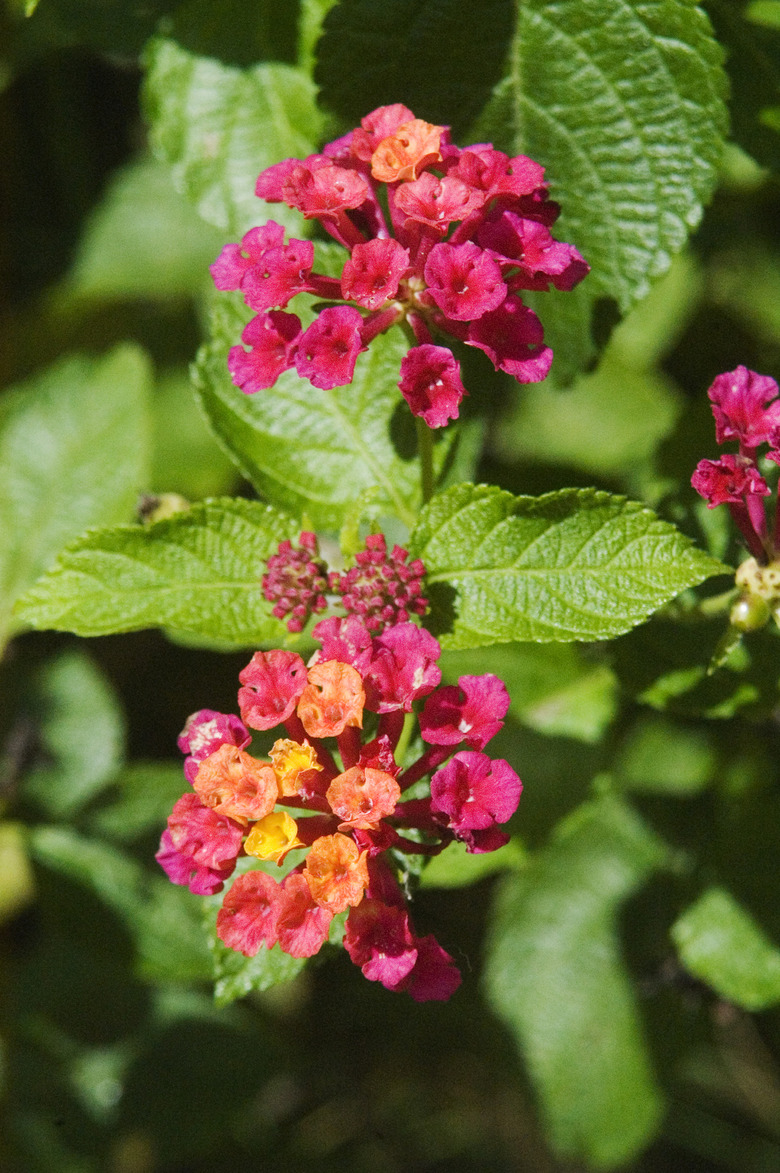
2, 0, 780, 1170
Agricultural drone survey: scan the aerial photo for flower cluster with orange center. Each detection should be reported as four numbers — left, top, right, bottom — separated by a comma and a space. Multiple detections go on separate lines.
157, 617, 522, 1001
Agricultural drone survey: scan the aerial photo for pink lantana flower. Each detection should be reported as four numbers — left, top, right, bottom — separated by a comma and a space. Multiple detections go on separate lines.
157, 617, 521, 1001
211, 103, 589, 427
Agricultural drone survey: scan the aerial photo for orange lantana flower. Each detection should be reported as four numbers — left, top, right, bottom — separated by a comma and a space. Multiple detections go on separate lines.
297, 660, 365, 738
303, 832, 369, 913
192, 743, 278, 824
370, 118, 443, 183
326, 765, 401, 830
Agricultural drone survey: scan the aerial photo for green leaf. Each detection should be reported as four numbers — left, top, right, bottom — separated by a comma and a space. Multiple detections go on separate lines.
21, 0, 178, 55
67, 155, 226, 302
15, 497, 297, 645
610, 618, 780, 720
165, 0, 301, 69
151, 367, 239, 500
0, 822, 35, 925
21, 650, 125, 820
497, 257, 702, 477
440, 643, 619, 743
411, 483, 728, 646
143, 37, 324, 237
482, 0, 728, 373
672, 887, 780, 1011
209, 936, 308, 1007
29, 826, 211, 983
614, 713, 717, 797
420, 836, 525, 888
0, 346, 152, 650
194, 292, 455, 529
484, 795, 668, 1168
707, 0, 780, 170
299, 0, 340, 72
314, 0, 515, 134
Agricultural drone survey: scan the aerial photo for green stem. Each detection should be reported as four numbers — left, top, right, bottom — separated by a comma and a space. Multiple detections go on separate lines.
394, 711, 417, 770
416, 418, 434, 506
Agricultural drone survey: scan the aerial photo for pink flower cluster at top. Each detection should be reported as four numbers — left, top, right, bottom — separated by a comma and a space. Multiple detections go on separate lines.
211, 103, 589, 428
262, 530, 427, 634
692, 366, 780, 562
156, 616, 521, 1001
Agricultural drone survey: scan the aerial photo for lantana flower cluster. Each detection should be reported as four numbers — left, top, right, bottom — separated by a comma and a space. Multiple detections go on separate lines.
211, 103, 589, 427
156, 616, 521, 1001
692, 365, 780, 628
262, 529, 428, 634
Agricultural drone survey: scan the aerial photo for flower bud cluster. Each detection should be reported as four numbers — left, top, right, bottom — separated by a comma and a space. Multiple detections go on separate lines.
157, 617, 521, 1001
261, 530, 428, 635
211, 103, 589, 428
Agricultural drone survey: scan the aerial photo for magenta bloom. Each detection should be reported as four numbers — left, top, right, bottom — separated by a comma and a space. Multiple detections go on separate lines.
344, 898, 418, 987
692, 454, 770, 508
401, 933, 462, 1002
419, 674, 510, 750
341, 238, 410, 310
213, 103, 588, 425
708, 366, 780, 449
313, 614, 375, 675
431, 750, 522, 851
295, 305, 367, 390
362, 622, 442, 713
399, 344, 467, 426
228, 310, 302, 393
423, 240, 506, 320
210, 222, 315, 311
466, 296, 553, 382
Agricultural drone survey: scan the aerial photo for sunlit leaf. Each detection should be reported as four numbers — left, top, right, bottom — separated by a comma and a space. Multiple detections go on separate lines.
194, 292, 457, 530
412, 483, 728, 646
15, 498, 296, 645
143, 37, 323, 236
0, 346, 152, 650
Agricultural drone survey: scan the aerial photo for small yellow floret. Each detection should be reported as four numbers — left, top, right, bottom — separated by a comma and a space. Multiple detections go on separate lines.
244, 811, 303, 864
270, 738, 322, 797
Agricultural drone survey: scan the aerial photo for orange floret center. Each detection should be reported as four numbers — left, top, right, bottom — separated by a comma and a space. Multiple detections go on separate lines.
244, 811, 304, 864
270, 737, 323, 797
371, 119, 443, 182
297, 661, 365, 738
326, 765, 401, 830
192, 743, 278, 824
303, 832, 369, 913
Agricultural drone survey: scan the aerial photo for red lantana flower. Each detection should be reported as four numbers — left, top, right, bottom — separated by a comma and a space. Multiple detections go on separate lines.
211, 103, 589, 427
157, 617, 522, 1001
